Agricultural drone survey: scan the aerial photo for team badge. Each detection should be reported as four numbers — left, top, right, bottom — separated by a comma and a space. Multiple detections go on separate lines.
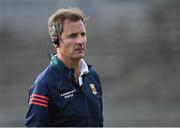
90, 84, 97, 95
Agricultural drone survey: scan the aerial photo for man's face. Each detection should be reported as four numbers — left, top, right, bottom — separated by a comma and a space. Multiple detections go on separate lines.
60, 19, 87, 60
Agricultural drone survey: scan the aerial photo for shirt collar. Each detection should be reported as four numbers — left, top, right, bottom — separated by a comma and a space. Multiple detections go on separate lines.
79, 59, 89, 75
79, 59, 89, 86
50, 54, 68, 73
50, 54, 89, 75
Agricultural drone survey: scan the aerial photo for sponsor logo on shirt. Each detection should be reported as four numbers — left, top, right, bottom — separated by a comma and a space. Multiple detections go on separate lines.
60, 89, 76, 99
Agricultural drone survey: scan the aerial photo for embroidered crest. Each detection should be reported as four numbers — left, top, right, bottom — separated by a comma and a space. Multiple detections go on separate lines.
90, 84, 97, 95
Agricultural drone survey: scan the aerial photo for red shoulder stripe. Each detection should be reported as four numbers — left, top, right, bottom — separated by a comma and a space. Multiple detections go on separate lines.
29, 101, 48, 108
30, 97, 48, 104
30, 94, 49, 100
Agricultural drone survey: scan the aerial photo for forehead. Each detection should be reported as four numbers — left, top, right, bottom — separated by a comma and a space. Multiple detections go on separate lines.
62, 19, 86, 33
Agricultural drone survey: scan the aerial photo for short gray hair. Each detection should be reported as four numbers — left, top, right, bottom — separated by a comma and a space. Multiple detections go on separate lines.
48, 8, 85, 37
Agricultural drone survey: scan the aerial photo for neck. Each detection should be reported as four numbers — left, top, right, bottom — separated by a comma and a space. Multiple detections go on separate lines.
57, 53, 80, 69
57, 52, 81, 82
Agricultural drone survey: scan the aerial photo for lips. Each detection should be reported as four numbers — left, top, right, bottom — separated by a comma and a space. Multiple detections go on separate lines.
75, 48, 84, 51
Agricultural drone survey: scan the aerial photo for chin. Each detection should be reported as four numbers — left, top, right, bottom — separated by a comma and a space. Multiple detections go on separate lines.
73, 54, 85, 60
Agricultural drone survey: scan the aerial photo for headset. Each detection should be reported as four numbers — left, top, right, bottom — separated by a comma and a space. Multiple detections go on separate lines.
52, 35, 60, 47
50, 24, 62, 47
47, 24, 61, 59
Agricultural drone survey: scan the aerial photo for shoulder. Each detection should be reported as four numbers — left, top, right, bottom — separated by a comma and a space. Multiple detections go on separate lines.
29, 65, 56, 97
31, 67, 50, 93
32, 64, 61, 90
34, 65, 51, 82
88, 66, 101, 82
88, 65, 102, 94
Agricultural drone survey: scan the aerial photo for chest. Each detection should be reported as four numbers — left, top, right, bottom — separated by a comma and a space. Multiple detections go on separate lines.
50, 74, 102, 115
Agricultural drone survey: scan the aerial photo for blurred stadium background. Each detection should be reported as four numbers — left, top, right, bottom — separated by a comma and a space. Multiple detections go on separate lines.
0, 0, 180, 126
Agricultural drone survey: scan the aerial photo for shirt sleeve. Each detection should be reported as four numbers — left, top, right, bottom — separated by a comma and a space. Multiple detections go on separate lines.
25, 83, 51, 127
90, 68, 104, 125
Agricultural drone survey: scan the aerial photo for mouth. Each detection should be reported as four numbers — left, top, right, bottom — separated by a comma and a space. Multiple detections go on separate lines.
75, 48, 84, 51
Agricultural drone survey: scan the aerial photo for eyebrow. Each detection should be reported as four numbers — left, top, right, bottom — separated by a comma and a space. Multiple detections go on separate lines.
67, 31, 86, 37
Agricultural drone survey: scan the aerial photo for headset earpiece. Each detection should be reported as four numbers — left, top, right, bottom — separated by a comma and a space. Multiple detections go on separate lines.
49, 24, 61, 47
51, 35, 60, 47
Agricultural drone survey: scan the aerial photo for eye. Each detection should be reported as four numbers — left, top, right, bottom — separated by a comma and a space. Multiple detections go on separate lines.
81, 32, 86, 37
68, 33, 78, 38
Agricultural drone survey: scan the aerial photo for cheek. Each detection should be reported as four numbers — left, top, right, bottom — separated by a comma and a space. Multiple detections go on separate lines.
84, 37, 87, 43
69, 46, 75, 53
65, 42, 75, 53
84, 38, 87, 48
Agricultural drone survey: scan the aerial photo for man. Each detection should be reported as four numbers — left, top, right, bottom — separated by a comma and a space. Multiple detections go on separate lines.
25, 8, 103, 127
